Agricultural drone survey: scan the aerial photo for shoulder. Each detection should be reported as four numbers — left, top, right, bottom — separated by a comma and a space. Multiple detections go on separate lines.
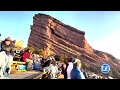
70, 62, 73, 66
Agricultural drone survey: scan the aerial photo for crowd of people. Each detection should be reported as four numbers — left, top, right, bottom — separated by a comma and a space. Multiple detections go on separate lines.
0, 36, 113, 79
21, 48, 86, 79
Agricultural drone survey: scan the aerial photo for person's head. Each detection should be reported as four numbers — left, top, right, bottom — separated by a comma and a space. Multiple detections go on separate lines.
47, 60, 52, 66
26, 49, 32, 53
73, 58, 81, 69
48, 57, 53, 61
4, 37, 11, 45
49, 60, 53, 67
67, 57, 72, 62
36, 54, 40, 60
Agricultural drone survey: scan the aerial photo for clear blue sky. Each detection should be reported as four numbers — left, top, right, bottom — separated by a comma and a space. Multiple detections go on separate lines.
0, 11, 120, 58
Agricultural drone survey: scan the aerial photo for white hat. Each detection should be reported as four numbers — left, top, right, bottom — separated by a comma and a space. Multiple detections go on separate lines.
73, 58, 79, 64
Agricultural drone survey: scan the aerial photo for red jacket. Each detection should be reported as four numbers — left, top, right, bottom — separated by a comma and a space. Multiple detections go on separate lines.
22, 51, 30, 62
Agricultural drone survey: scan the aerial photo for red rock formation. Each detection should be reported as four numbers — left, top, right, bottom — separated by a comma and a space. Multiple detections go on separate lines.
28, 13, 120, 73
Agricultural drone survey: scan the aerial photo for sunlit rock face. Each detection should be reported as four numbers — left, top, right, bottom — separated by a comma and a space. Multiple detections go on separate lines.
28, 13, 120, 72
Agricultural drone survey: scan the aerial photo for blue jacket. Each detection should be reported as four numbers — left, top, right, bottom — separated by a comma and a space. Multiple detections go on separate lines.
71, 66, 85, 79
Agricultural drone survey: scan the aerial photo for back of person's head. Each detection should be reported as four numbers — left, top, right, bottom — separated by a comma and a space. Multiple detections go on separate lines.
49, 57, 53, 61
67, 57, 72, 62
26, 49, 32, 53
48, 60, 52, 66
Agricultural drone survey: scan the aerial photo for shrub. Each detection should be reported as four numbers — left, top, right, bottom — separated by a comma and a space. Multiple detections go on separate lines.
38, 48, 44, 56
54, 54, 67, 63
89, 66, 100, 74
108, 67, 120, 79
81, 62, 87, 70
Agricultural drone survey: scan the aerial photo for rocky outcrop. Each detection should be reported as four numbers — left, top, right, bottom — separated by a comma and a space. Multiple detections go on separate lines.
28, 13, 120, 72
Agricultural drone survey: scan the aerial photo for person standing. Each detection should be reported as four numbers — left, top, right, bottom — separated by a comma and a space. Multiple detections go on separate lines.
62, 63, 67, 79
66, 57, 73, 79
71, 58, 85, 79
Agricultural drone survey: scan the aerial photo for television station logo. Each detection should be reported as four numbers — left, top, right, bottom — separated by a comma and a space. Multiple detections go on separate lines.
101, 64, 110, 74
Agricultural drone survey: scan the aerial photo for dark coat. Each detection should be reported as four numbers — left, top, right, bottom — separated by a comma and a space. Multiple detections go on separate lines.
62, 63, 68, 79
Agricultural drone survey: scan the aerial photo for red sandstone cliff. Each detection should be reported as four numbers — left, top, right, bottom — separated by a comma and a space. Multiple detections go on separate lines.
28, 13, 120, 73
